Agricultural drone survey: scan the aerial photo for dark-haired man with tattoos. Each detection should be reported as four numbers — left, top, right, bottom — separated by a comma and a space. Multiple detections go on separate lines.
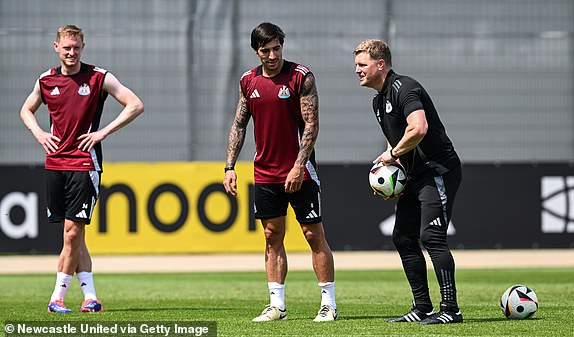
223, 22, 337, 322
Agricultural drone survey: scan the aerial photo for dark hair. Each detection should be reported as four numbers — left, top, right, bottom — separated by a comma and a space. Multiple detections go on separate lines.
250, 22, 285, 50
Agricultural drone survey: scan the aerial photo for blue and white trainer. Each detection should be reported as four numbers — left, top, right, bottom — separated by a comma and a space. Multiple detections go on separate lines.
47, 299, 71, 313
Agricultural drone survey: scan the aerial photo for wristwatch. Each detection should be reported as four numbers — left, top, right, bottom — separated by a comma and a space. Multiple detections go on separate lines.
224, 165, 235, 173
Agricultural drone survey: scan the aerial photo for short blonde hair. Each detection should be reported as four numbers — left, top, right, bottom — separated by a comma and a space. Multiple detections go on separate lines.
56, 25, 84, 42
354, 39, 392, 67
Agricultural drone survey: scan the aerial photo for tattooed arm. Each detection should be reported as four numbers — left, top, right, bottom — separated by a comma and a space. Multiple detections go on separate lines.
223, 85, 251, 196
284, 73, 319, 193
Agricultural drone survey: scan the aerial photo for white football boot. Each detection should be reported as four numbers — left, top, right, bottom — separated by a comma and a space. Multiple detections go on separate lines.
313, 305, 338, 322
252, 305, 287, 322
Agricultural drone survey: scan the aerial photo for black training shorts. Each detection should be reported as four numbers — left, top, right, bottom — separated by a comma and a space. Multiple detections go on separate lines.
46, 170, 101, 224
254, 180, 322, 224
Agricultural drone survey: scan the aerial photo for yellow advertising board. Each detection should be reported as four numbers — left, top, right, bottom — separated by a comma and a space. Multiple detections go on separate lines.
86, 162, 310, 254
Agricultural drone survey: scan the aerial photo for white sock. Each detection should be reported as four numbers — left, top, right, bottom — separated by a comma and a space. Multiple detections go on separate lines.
77, 271, 97, 300
50, 272, 73, 302
268, 282, 285, 310
318, 282, 336, 309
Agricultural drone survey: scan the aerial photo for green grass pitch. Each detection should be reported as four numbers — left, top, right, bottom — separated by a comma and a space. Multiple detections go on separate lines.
1, 268, 573, 336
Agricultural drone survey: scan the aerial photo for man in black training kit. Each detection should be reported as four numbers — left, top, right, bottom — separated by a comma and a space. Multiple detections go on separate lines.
353, 39, 463, 324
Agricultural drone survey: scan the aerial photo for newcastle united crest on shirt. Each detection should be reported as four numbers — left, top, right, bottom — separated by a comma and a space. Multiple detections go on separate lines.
78, 83, 90, 96
386, 99, 393, 113
278, 85, 290, 99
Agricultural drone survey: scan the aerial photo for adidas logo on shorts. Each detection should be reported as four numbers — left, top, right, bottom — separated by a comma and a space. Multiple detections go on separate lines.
306, 210, 319, 219
75, 210, 88, 219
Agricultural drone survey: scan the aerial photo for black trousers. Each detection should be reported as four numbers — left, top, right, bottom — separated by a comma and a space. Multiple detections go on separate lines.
392, 165, 462, 311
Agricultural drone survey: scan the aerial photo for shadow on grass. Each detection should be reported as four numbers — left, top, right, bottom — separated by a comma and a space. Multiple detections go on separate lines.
464, 317, 541, 323
310, 315, 524, 323
331, 315, 388, 321
106, 307, 231, 312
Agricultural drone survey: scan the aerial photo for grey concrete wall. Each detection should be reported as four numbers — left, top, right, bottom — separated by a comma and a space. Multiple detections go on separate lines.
1, 0, 572, 164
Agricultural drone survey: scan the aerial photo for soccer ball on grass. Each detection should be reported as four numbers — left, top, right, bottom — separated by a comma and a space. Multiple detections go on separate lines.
500, 285, 539, 319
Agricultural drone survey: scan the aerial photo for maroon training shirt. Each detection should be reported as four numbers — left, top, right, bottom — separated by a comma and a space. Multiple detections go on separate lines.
240, 60, 319, 185
38, 63, 108, 171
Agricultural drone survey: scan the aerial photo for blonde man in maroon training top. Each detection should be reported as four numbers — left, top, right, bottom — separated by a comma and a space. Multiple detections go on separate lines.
224, 22, 337, 322
20, 25, 143, 313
